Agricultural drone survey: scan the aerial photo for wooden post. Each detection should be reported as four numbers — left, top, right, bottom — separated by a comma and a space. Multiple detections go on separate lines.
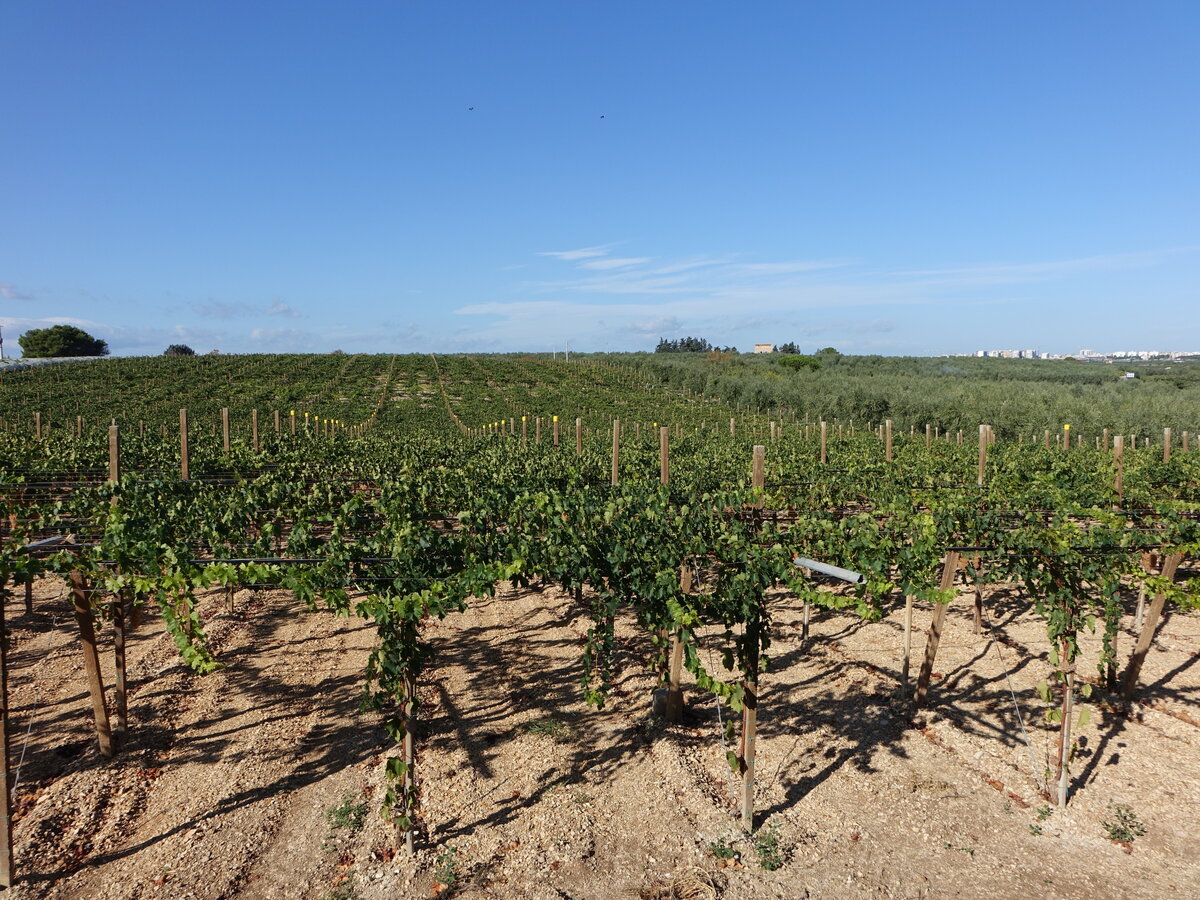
1122, 553, 1184, 700
575, 417, 582, 455
820, 421, 828, 464
179, 409, 190, 481
902, 592, 915, 691
1043, 429, 1050, 449
290, 410, 297, 435
1184, 431, 1190, 453
977, 425, 988, 488
251, 409, 259, 453
76, 415, 83, 438
1113, 435, 1124, 498
730, 417, 735, 437
957, 430, 962, 445
1102, 427, 1109, 450
108, 423, 120, 484
221, 407, 230, 452
1063, 424, 1070, 451
68, 572, 114, 757
740, 614, 760, 831
113, 592, 127, 736
274, 409, 281, 434
1163, 427, 1171, 463
1056, 652, 1075, 806
402, 673, 416, 855
925, 423, 931, 449
0, 573, 13, 888
913, 551, 963, 707
666, 566, 691, 724
752, 445, 765, 495
552, 416, 559, 447
611, 419, 620, 486
660, 427, 669, 485
535, 417, 541, 444
885, 419, 893, 461
34, 412, 42, 441
521, 416, 527, 442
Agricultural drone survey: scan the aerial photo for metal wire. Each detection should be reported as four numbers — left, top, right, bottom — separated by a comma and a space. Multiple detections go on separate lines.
980, 601, 1045, 794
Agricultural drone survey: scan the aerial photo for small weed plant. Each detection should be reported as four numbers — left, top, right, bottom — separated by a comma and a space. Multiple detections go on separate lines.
326, 795, 368, 834
434, 845, 460, 888
321, 877, 362, 900
522, 717, 571, 742
708, 835, 739, 861
1102, 803, 1146, 843
754, 823, 785, 871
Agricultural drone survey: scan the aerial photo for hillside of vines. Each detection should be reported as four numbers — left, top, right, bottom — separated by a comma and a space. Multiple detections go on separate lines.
0, 352, 1198, 899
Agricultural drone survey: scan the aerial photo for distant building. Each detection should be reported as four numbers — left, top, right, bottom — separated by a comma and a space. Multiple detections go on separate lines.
753, 343, 775, 354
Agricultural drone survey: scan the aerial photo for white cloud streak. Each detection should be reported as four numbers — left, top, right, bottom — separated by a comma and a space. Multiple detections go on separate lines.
457, 242, 1197, 351
537, 244, 614, 261
267, 301, 301, 318
0, 282, 34, 301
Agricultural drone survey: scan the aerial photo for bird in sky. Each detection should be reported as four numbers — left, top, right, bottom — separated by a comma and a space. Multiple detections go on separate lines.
468, 106, 475, 111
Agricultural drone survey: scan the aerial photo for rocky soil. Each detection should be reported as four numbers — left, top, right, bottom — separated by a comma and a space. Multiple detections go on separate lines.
3, 572, 1198, 899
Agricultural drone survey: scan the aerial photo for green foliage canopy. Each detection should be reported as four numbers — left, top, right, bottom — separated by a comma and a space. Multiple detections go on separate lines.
19, 325, 109, 358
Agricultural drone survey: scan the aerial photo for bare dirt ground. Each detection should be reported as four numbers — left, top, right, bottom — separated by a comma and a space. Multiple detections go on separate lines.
4, 572, 1199, 900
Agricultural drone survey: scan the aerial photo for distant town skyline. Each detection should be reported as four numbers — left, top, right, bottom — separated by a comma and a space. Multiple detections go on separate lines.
3, 3, 1198, 357
968, 348, 1200, 361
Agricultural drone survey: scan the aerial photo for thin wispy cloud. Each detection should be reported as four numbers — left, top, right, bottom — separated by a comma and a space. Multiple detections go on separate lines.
267, 301, 301, 318
0, 315, 112, 332
194, 300, 304, 320
579, 256, 652, 271
194, 301, 253, 320
457, 241, 1196, 352
0, 282, 34, 301
649, 258, 730, 276
524, 245, 853, 297
537, 244, 614, 262
249, 327, 317, 350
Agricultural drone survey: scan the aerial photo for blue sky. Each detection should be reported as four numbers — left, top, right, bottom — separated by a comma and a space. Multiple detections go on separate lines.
3, 1, 1198, 356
